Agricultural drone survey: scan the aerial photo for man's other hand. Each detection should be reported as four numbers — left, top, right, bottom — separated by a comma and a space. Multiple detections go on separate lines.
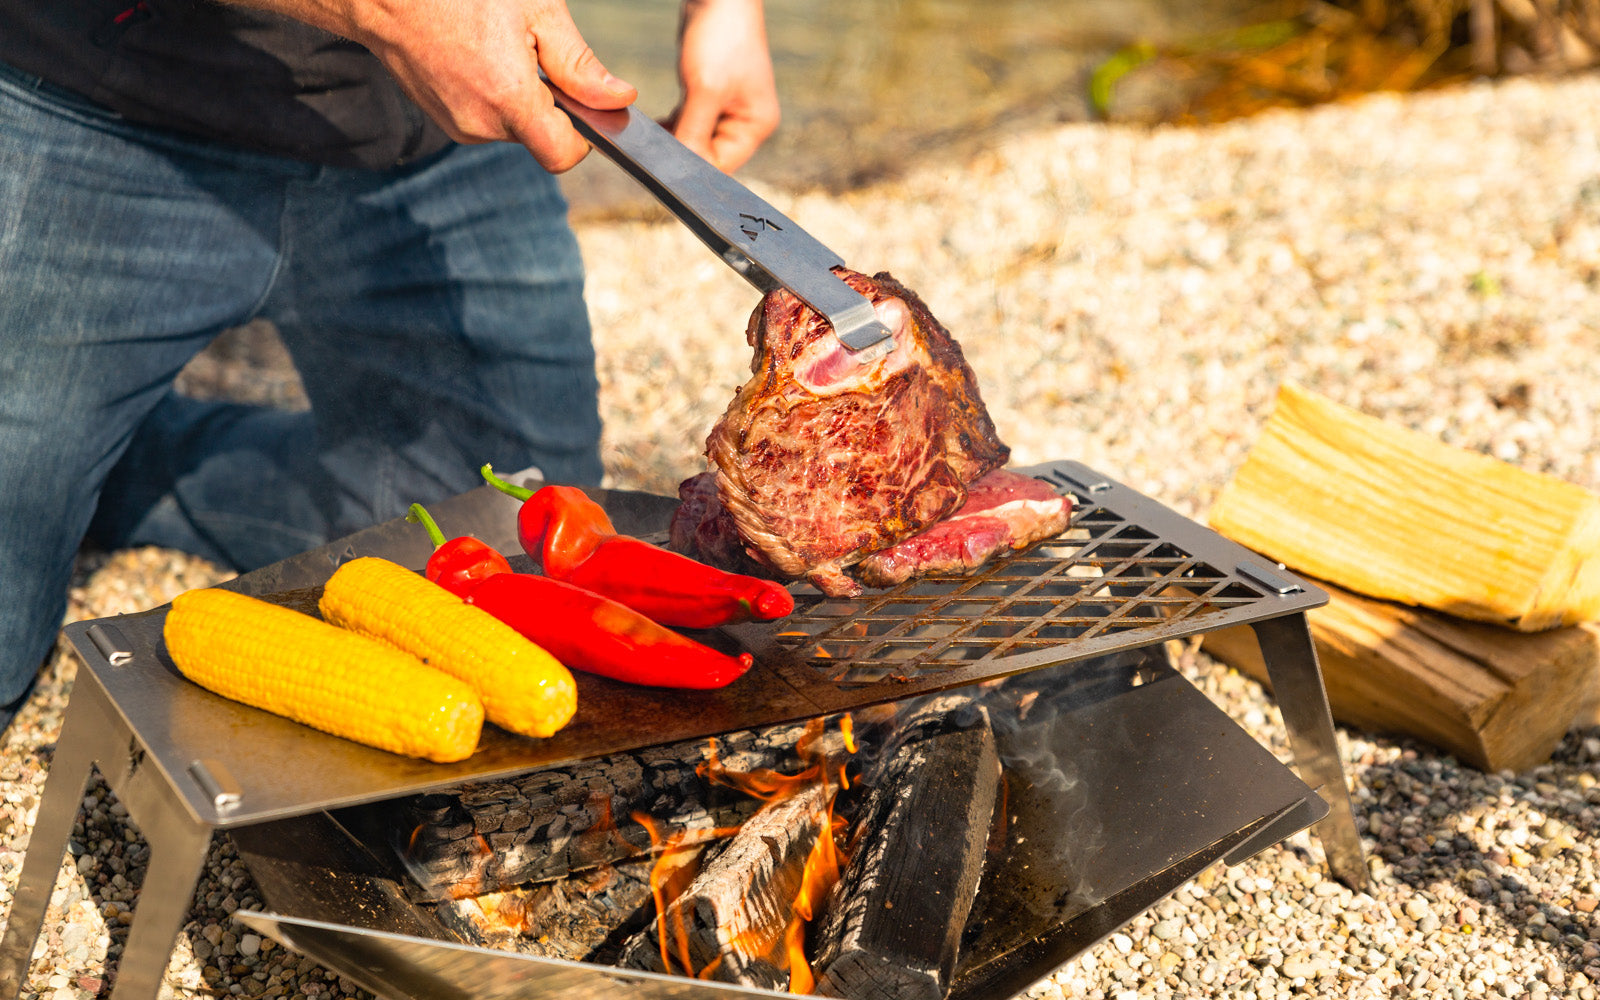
665, 0, 780, 173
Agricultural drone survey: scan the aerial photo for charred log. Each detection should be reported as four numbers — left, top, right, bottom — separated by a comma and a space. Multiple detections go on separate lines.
431, 858, 660, 961
621, 781, 836, 989
360, 723, 837, 900
813, 699, 1001, 1000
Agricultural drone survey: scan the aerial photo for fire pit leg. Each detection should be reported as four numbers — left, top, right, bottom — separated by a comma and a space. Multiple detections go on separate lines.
0, 670, 219, 1000
1249, 613, 1369, 890
103, 816, 213, 1000
0, 685, 99, 1000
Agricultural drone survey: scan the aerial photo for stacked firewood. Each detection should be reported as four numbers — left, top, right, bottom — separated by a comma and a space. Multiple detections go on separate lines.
381, 725, 826, 903
374, 695, 1006, 998
1201, 382, 1600, 772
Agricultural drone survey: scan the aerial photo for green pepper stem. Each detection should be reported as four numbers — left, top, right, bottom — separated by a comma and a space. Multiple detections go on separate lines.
405, 503, 447, 549
481, 463, 534, 502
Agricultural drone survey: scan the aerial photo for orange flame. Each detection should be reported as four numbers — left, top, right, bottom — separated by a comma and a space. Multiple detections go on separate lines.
637, 812, 703, 976
785, 795, 849, 993
699, 718, 834, 802
648, 714, 857, 991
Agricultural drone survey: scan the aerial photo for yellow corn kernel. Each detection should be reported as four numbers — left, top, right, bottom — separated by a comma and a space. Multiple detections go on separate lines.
319, 557, 577, 739
163, 587, 484, 763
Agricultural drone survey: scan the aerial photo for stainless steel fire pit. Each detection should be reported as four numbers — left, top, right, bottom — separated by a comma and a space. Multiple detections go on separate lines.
0, 461, 1365, 1000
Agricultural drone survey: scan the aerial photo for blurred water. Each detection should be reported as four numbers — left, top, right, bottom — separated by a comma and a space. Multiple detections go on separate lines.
564, 0, 1273, 210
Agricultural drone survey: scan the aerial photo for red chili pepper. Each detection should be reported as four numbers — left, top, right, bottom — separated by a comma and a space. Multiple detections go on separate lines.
406, 503, 513, 598
480, 464, 794, 629
466, 572, 755, 690
480, 471, 613, 577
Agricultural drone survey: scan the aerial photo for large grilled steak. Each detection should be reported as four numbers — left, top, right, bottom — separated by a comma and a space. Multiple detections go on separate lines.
675, 467, 1073, 594
676, 268, 1012, 596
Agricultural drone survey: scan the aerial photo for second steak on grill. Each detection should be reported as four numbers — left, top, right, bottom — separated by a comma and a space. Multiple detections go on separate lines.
692, 268, 1010, 596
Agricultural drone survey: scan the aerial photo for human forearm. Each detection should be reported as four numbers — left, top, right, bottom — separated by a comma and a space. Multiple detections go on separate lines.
218, 0, 637, 172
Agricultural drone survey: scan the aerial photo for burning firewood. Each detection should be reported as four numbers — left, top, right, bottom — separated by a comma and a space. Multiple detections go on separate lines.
360, 722, 841, 901
430, 859, 661, 961
620, 779, 841, 989
812, 697, 1002, 1000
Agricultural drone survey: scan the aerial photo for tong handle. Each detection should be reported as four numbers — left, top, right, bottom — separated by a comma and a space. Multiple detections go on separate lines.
548, 83, 894, 360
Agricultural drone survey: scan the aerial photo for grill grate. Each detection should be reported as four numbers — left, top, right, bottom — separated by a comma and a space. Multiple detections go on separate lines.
771, 465, 1300, 688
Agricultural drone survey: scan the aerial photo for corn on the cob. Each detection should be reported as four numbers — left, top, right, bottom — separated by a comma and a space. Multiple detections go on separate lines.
319, 556, 577, 739
163, 587, 484, 763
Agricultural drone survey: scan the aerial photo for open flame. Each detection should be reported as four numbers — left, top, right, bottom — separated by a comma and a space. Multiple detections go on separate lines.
784, 793, 848, 994
635, 812, 719, 976
643, 715, 856, 992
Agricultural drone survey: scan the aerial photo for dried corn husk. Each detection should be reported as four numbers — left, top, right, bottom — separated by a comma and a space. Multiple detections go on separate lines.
1208, 382, 1600, 631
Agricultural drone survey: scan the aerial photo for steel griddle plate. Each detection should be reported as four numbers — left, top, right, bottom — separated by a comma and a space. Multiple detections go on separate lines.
227, 644, 1324, 1000
60, 460, 1326, 830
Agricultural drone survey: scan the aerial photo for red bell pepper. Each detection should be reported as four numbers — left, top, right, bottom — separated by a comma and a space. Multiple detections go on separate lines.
466, 572, 755, 690
406, 503, 513, 598
480, 464, 794, 629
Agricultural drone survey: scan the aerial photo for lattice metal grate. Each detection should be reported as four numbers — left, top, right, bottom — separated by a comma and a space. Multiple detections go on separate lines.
771, 464, 1298, 688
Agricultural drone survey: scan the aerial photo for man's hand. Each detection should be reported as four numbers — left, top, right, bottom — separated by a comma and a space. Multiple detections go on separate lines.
665, 0, 780, 172
228, 0, 637, 172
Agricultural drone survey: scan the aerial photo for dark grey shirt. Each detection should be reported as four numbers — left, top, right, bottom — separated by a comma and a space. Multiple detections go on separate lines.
0, 0, 450, 168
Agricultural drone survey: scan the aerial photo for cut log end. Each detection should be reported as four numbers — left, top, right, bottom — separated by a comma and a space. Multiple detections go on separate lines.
813, 700, 1001, 1000
1202, 578, 1600, 772
817, 952, 944, 1000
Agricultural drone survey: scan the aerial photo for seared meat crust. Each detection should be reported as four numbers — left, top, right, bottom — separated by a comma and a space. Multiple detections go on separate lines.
700, 268, 1008, 595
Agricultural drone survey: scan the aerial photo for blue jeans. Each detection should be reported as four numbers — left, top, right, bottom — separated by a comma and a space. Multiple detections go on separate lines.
0, 61, 603, 701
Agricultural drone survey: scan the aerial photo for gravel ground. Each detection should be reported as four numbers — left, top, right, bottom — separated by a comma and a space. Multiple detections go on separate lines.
5, 73, 1600, 1000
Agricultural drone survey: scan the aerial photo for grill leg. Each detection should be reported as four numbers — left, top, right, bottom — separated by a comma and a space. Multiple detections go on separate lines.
1250, 613, 1368, 890
0, 672, 217, 1000
104, 815, 211, 1000
0, 689, 99, 999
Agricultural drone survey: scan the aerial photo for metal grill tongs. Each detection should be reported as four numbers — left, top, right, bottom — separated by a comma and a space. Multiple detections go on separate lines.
549, 83, 896, 361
